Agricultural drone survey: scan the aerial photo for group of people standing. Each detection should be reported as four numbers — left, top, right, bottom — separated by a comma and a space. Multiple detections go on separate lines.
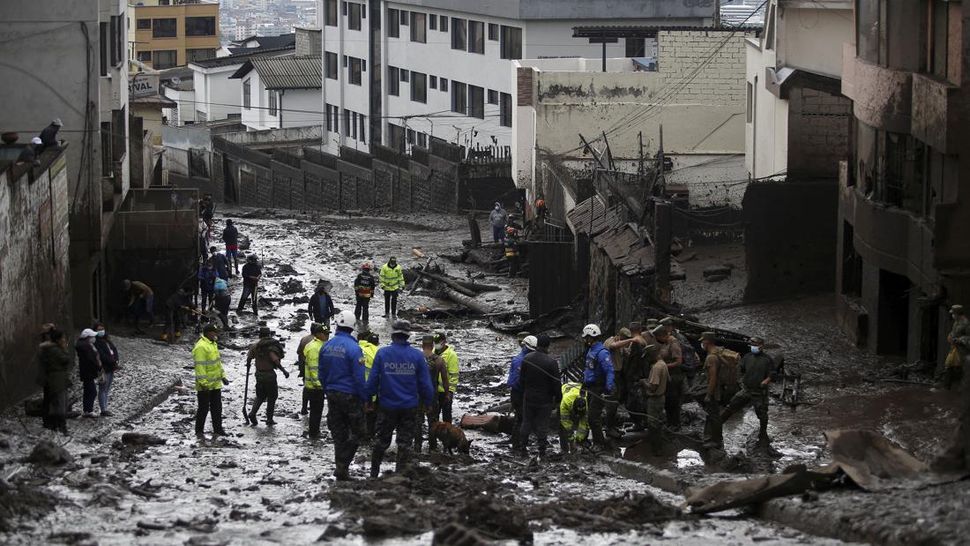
35, 322, 120, 434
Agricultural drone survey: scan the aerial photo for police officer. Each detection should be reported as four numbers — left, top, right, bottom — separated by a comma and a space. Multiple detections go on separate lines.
319, 311, 368, 480
507, 334, 536, 452
193, 324, 227, 437
246, 327, 289, 426
581, 323, 616, 450
303, 323, 330, 438
720, 336, 777, 442
366, 320, 435, 477
433, 332, 460, 424
559, 382, 589, 454
379, 257, 405, 319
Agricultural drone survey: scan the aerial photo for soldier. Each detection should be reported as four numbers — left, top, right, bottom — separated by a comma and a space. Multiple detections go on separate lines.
945, 305, 970, 389
720, 336, 777, 442
604, 327, 636, 438
699, 332, 740, 449
246, 327, 289, 426
638, 345, 668, 455
653, 325, 684, 429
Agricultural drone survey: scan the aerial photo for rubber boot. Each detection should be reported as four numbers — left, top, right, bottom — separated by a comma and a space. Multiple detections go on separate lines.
247, 410, 258, 426
370, 454, 383, 478
265, 400, 276, 426
334, 461, 350, 481
758, 419, 769, 442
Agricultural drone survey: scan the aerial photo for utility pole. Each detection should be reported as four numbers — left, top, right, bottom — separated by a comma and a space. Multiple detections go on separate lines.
654, 200, 672, 304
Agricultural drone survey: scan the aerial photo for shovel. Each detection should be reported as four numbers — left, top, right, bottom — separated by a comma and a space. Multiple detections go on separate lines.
242, 363, 252, 424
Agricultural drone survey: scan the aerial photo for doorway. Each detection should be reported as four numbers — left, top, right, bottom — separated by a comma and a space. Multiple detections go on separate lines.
876, 269, 911, 356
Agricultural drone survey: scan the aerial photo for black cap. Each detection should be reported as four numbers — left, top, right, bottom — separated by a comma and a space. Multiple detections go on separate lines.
203, 324, 219, 334
258, 326, 272, 337
536, 334, 551, 349
310, 323, 327, 334
433, 332, 447, 343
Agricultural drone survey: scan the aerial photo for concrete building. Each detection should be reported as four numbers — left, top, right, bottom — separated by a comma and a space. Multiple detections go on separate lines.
744, 0, 853, 181
318, 0, 716, 157
231, 56, 323, 131
130, 0, 220, 69
0, 0, 133, 325
836, 0, 970, 367
0, 147, 74, 407
515, 28, 753, 216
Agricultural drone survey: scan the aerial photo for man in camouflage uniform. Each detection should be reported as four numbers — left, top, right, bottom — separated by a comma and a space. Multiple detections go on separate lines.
720, 336, 776, 442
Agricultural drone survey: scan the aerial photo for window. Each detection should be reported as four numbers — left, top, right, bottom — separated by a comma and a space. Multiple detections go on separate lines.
137, 51, 151, 62
468, 20, 484, 53
325, 51, 338, 79
99, 23, 108, 76
500, 26, 522, 59
152, 18, 176, 38
429, 14, 437, 30
359, 114, 366, 143
407, 128, 416, 145
387, 8, 399, 37
349, 57, 363, 85
440, 78, 448, 91
451, 18, 466, 50
488, 23, 498, 40
111, 15, 123, 67
625, 38, 645, 57
487, 89, 498, 104
400, 68, 409, 82
152, 49, 177, 69
243, 78, 251, 109
745, 81, 753, 123
417, 132, 427, 148
400, 10, 408, 25
343, 109, 351, 135
348, 3, 362, 31
500, 92, 512, 127
410, 12, 426, 42
388, 65, 400, 95
325, 0, 338, 26
187, 48, 216, 62
137, 19, 151, 30
388, 123, 404, 150
268, 90, 278, 117
326, 104, 339, 133
440, 16, 448, 32
185, 16, 216, 36
352, 112, 358, 139
468, 85, 484, 118
430, 75, 437, 89
411, 71, 427, 103
929, 0, 949, 79
451, 81, 467, 114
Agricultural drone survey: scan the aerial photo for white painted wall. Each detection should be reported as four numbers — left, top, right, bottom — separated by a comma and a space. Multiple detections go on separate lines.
191, 64, 244, 121
777, 5, 852, 78
279, 88, 323, 129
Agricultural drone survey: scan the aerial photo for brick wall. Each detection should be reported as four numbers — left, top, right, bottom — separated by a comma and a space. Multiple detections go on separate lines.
657, 30, 748, 106
787, 88, 852, 179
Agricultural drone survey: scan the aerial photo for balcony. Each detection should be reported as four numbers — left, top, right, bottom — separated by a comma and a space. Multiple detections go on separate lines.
911, 73, 960, 154
841, 44, 912, 133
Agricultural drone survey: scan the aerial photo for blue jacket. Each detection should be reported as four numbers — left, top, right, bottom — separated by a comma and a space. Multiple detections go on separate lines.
319, 331, 367, 400
583, 342, 615, 393
506, 348, 529, 393
365, 340, 435, 410
211, 253, 229, 279
197, 266, 217, 292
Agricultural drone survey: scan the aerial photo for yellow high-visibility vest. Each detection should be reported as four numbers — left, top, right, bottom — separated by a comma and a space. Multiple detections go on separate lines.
304, 337, 324, 390
192, 336, 224, 391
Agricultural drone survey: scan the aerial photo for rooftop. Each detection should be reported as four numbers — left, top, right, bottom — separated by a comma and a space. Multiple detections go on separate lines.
229, 56, 322, 90
189, 44, 296, 69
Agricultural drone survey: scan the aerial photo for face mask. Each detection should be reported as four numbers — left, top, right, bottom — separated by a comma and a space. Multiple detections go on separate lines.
434, 343, 444, 351
96, 330, 106, 337
750, 346, 761, 354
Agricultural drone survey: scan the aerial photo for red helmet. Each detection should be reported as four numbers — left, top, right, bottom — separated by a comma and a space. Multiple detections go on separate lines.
361, 262, 372, 270
536, 199, 545, 208
506, 226, 517, 235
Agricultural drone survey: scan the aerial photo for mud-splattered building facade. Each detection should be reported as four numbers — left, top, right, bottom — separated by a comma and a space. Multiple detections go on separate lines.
836, 0, 970, 365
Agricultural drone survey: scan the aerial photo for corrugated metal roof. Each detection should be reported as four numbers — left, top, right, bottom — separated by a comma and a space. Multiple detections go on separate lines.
566, 196, 624, 237
567, 196, 657, 276
230, 56, 322, 90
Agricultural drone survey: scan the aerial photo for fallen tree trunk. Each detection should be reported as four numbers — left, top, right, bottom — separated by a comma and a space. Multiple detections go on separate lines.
437, 288, 493, 314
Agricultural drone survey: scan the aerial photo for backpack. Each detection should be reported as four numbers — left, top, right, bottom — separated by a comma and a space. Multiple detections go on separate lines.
714, 347, 741, 388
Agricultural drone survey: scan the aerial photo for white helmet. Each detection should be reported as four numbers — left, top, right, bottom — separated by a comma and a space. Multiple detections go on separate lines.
521, 335, 538, 351
334, 310, 356, 330
582, 324, 601, 338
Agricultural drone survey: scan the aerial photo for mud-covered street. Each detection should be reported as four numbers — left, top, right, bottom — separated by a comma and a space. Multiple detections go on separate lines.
0, 208, 882, 545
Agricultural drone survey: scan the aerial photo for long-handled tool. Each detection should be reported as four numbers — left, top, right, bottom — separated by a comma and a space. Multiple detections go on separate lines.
242, 363, 252, 424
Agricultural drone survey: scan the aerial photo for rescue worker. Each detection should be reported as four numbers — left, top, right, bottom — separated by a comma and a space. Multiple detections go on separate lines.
507, 334, 536, 453
210, 246, 230, 281
124, 279, 154, 333
581, 323, 616, 450
193, 324, 227, 437
534, 197, 548, 225
419, 334, 450, 452
559, 382, 589, 454
433, 332, 460, 424
720, 336, 777, 442
163, 288, 192, 343
653, 325, 684, 429
213, 278, 231, 330
504, 226, 521, 277
309, 282, 336, 325
353, 263, 377, 324
379, 257, 405, 319
296, 323, 321, 415
222, 219, 240, 276
699, 332, 740, 449
945, 305, 970, 389
319, 310, 367, 480
365, 320, 435, 477
489, 202, 508, 243
39, 329, 72, 434
198, 259, 217, 311
639, 345, 668, 455
604, 327, 637, 438
237, 254, 262, 316
517, 335, 561, 458
302, 323, 329, 438
246, 327, 289, 426
359, 330, 380, 438
200, 194, 215, 237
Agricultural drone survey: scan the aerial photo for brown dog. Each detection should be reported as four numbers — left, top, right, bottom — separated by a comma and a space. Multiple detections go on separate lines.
430, 421, 472, 455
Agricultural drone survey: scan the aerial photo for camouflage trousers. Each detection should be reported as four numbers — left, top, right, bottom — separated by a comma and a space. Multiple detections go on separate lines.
326, 391, 365, 474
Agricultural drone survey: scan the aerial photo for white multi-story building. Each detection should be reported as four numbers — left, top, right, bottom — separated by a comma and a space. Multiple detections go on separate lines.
232, 55, 323, 131
318, 0, 716, 156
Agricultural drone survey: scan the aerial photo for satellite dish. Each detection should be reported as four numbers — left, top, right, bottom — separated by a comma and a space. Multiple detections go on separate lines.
171, 77, 181, 85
